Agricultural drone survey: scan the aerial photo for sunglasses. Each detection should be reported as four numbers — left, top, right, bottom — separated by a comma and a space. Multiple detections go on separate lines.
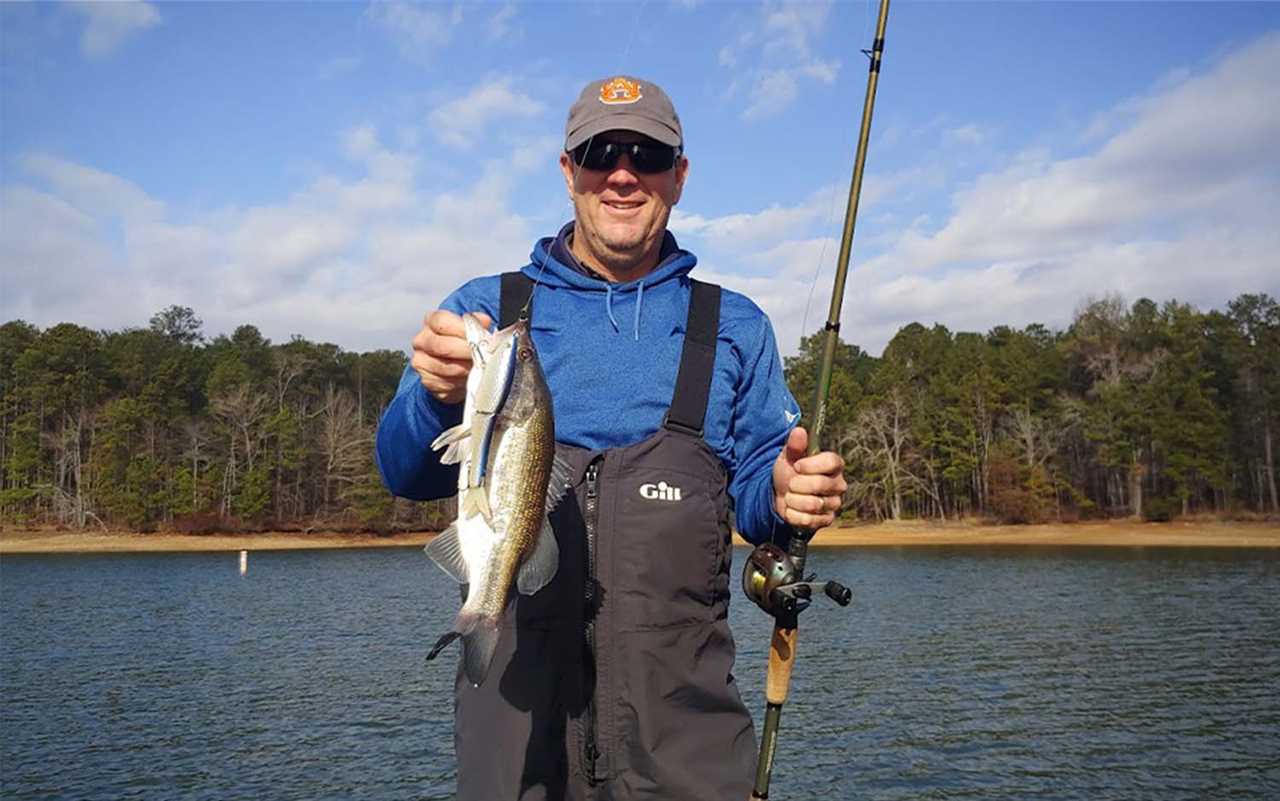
570, 138, 681, 174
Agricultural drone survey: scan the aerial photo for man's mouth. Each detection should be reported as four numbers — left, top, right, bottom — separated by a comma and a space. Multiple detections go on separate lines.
603, 199, 644, 211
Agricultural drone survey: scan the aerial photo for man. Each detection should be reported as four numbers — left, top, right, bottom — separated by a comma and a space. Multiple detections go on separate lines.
376, 75, 846, 801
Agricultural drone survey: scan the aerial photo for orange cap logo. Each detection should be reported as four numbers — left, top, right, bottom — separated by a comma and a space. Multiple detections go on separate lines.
599, 77, 642, 105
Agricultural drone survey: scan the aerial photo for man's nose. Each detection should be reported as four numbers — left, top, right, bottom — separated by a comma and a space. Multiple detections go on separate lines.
605, 154, 642, 185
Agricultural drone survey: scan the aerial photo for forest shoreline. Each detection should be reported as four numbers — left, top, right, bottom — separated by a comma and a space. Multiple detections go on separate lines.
3, 519, 1278, 554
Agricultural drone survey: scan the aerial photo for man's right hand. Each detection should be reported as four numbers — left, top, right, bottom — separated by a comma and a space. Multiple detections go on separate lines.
411, 310, 493, 405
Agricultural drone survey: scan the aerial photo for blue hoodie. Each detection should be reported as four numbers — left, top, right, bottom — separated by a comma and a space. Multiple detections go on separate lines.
374, 228, 800, 545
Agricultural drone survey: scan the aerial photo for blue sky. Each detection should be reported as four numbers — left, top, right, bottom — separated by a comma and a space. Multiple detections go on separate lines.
3, 1, 1278, 356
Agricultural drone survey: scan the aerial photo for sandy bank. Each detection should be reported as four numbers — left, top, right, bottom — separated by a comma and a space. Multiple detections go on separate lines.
4, 519, 1278, 554
788, 519, 1280, 548
0, 529, 430, 554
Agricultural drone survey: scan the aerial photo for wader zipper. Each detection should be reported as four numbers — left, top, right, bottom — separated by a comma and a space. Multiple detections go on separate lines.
583, 459, 602, 784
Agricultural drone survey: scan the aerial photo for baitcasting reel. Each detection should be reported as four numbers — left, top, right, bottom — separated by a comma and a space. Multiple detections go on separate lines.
741, 542, 853, 619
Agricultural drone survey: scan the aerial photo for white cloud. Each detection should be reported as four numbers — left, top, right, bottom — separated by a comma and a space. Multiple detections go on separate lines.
742, 69, 799, 122
1, 126, 537, 352
0, 185, 124, 327
318, 55, 362, 80
487, 2, 520, 42
428, 79, 546, 149
944, 124, 990, 147
6, 30, 1277, 366
366, 1, 463, 60
71, 0, 160, 59
721, 0, 841, 121
671, 186, 838, 249
681, 32, 1280, 355
760, 0, 829, 60
18, 153, 165, 223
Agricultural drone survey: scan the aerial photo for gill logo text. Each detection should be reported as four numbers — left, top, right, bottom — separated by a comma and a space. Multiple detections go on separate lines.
638, 481, 682, 502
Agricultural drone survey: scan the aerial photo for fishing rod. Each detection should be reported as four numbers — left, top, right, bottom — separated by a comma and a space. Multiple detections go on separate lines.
741, 0, 891, 797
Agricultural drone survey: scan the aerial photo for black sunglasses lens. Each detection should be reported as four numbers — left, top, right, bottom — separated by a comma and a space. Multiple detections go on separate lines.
574, 141, 677, 174
629, 143, 677, 173
577, 142, 619, 171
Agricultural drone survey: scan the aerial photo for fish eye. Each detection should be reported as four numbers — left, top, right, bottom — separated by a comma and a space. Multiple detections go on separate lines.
518, 348, 532, 362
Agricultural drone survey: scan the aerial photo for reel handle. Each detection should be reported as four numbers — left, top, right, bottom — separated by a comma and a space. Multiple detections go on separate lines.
825, 580, 852, 606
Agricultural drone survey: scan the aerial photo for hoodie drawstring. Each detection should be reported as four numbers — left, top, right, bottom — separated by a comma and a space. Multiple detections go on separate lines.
604, 280, 647, 339
633, 280, 645, 341
605, 284, 620, 333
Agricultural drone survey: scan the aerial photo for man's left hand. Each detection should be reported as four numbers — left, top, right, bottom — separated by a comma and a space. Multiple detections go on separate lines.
772, 426, 847, 531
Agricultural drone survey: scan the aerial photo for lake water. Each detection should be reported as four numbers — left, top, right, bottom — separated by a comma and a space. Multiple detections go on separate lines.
3, 546, 1278, 800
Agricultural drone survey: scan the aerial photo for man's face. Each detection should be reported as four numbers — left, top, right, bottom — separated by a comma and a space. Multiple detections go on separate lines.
559, 131, 688, 279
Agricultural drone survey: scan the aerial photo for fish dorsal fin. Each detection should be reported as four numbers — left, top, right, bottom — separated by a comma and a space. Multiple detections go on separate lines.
424, 523, 469, 584
545, 451, 575, 513
516, 517, 560, 595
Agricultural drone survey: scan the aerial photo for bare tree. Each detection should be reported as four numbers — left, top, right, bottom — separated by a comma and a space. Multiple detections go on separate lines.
319, 385, 367, 512
210, 385, 269, 517
850, 389, 919, 520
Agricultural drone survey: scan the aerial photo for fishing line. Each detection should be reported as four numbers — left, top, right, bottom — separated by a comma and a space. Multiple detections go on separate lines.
520, 130, 599, 321
798, 182, 844, 351
799, 0, 877, 352
617, 0, 648, 74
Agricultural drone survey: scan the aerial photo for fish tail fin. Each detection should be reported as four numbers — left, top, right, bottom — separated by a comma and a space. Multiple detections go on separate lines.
459, 613, 501, 687
425, 611, 500, 687
460, 486, 493, 524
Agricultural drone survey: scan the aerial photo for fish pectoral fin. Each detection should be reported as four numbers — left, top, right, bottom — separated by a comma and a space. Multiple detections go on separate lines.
423, 523, 469, 584
545, 450, 576, 513
430, 424, 470, 454
516, 517, 560, 596
439, 440, 466, 466
460, 487, 494, 525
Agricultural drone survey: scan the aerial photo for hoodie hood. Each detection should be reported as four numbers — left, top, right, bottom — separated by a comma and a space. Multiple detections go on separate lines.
523, 223, 698, 340
524, 223, 696, 292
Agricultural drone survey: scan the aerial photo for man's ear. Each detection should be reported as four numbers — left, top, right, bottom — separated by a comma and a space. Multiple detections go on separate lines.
559, 151, 576, 194
672, 155, 689, 205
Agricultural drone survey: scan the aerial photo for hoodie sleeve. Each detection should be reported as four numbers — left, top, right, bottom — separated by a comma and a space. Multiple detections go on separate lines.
374, 277, 500, 501
727, 313, 801, 546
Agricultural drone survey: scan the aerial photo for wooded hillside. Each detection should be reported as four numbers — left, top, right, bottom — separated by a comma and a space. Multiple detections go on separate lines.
0, 306, 442, 532
785, 294, 1279, 522
1, 293, 1276, 531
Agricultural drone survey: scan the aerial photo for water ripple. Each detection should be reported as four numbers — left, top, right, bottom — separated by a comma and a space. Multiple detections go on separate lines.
3, 546, 1278, 800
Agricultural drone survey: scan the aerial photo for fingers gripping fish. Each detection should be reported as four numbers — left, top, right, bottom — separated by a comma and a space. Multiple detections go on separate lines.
425, 314, 573, 687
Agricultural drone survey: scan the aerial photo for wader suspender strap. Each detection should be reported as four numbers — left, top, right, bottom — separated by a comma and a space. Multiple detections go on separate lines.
499, 273, 721, 435
663, 280, 722, 437
500, 272, 535, 328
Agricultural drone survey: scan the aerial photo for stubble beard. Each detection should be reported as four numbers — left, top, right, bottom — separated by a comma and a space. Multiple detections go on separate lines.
574, 200, 670, 279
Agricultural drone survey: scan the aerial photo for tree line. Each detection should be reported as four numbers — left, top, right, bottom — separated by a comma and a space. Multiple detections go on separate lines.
0, 306, 447, 533
1, 293, 1276, 532
784, 294, 1279, 523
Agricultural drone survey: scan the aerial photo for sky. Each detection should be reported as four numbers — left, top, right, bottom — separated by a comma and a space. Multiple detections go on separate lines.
2, 0, 1278, 358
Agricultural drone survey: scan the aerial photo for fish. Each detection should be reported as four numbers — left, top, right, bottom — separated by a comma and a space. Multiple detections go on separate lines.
424, 313, 571, 687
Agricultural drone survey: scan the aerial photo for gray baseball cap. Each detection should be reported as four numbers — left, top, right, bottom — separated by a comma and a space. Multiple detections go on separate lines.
564, 75, 683, 151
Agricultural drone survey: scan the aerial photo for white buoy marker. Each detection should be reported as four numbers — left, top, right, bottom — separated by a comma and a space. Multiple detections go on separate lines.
239, 550, 248, 575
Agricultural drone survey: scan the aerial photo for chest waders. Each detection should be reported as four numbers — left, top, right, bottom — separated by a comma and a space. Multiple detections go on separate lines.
451, 273, 757, 801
